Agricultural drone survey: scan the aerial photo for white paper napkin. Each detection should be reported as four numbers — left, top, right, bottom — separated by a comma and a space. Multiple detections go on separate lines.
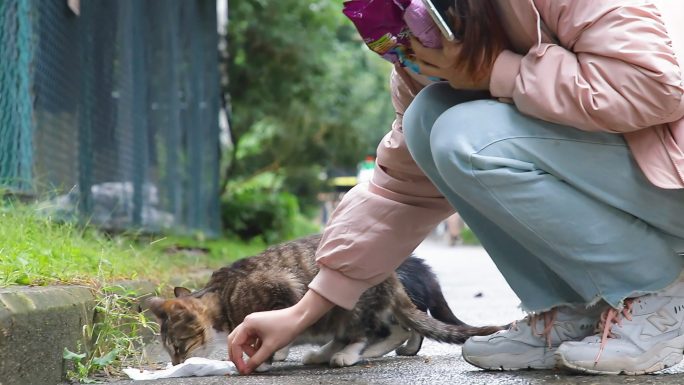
122, 357, 237, 380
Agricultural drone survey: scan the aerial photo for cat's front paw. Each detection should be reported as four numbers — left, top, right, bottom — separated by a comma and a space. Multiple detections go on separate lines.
301, 349, 330, 365
273, 348, 289, 362
329, 351, 361, 368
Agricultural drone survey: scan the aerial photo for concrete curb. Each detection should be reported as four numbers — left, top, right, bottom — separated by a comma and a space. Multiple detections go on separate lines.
0, 270, 214, 385
0, 285, 95, 385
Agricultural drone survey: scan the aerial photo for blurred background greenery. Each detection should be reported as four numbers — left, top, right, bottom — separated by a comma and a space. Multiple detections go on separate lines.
219, 0, 395, 243
0, 0, 473, 290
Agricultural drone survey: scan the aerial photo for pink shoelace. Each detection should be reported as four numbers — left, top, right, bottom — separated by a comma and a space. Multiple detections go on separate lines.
594, 298, 636, 363
509, 308, 558, 348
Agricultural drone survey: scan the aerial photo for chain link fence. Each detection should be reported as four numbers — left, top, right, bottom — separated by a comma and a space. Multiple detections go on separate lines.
1, 0, 222, 235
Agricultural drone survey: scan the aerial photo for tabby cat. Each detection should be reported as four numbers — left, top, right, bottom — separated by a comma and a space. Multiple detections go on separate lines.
147, 234, 504, 369
273, 255, 472, 362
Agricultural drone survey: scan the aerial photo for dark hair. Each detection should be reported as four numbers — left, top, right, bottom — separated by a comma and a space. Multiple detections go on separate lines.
447, 0, 507, 82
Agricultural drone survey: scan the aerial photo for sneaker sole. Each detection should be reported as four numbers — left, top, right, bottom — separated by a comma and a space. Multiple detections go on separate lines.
555, 334, 684, 375
462, 347, 557, 371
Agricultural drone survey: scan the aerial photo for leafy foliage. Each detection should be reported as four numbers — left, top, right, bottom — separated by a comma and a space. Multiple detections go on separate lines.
63, 283, 159, 383
221, 188, 299, 243
221, 0, 394, 196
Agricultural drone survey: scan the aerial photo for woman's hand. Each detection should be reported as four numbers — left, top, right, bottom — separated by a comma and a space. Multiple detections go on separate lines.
410, 36, 492, 91
228, 290, 335, 375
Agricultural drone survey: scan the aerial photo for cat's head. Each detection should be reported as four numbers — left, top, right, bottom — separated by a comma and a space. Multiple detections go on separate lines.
147, 287, 217, 365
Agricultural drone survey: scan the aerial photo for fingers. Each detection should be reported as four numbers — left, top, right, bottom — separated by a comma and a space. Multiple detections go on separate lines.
410, 37, 447, 67
229, 341, 247, 373
229, 325, 270, 375
242, 343, 258, 357
245, 342, 277, 375
228, 326, 250, 374
415, 59, 442, 79
441, 33, 450, 46
441, 36, 462, 59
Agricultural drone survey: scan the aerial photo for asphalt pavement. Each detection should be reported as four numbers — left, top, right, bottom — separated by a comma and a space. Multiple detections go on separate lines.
109, 240, 684, 385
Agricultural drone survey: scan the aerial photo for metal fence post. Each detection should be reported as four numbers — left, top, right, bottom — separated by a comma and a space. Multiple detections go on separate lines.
165, 1, 183, 227
77, 0, 95, 217
131, 1, 149, 227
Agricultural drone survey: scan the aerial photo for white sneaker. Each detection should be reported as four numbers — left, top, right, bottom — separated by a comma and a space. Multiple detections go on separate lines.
556, 281, 684, 375
462, 306, 602, 370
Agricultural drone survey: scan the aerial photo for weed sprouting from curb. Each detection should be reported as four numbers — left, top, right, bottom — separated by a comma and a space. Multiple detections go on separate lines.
63, 264, 160, 383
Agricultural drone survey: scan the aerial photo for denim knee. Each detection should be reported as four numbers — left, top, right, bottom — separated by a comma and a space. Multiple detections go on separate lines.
428, 100, 510, 181
404, 84, 488, 168
403, 84, 458, 170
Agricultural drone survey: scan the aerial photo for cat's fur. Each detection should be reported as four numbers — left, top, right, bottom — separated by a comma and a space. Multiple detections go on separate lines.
147, 234, 504, 369
272, 254, 469, 361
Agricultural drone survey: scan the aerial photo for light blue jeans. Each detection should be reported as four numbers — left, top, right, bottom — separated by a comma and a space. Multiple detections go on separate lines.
403, 84, 684, 312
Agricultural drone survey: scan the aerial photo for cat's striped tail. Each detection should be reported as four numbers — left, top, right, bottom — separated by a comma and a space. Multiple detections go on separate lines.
393, 288, 505, 344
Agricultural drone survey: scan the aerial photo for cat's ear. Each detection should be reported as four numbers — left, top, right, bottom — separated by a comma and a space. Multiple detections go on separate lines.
174, 287, 192, 298
166, 300, 188, 316
147, 297, 167, 319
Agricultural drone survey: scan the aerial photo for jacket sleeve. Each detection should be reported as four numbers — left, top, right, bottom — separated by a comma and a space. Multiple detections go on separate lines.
308, 66, 454, 310
489, 0, 684, 133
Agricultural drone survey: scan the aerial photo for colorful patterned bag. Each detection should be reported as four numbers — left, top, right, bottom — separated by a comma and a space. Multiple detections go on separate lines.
343, 0, 444, 81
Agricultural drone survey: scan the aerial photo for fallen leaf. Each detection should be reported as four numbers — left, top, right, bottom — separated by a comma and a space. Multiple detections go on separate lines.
424, 358, 430, 363
365, 365, 371, 368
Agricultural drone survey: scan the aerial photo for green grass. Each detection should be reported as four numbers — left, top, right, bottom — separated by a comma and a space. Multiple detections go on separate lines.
0, 199, 324, 382
0, 202, 270, 288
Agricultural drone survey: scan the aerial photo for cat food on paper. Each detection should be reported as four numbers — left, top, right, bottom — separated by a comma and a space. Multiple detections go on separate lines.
343, 0, 444, 81
122, 357, 237, 380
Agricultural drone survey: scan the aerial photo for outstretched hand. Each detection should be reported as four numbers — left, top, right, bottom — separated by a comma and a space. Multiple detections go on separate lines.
228, 307, 302, 374
227, 290, 335, 375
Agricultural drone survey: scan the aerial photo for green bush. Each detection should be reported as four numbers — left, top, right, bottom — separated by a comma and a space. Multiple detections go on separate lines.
221, 188, 301, 243
281, 167, 330, 219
